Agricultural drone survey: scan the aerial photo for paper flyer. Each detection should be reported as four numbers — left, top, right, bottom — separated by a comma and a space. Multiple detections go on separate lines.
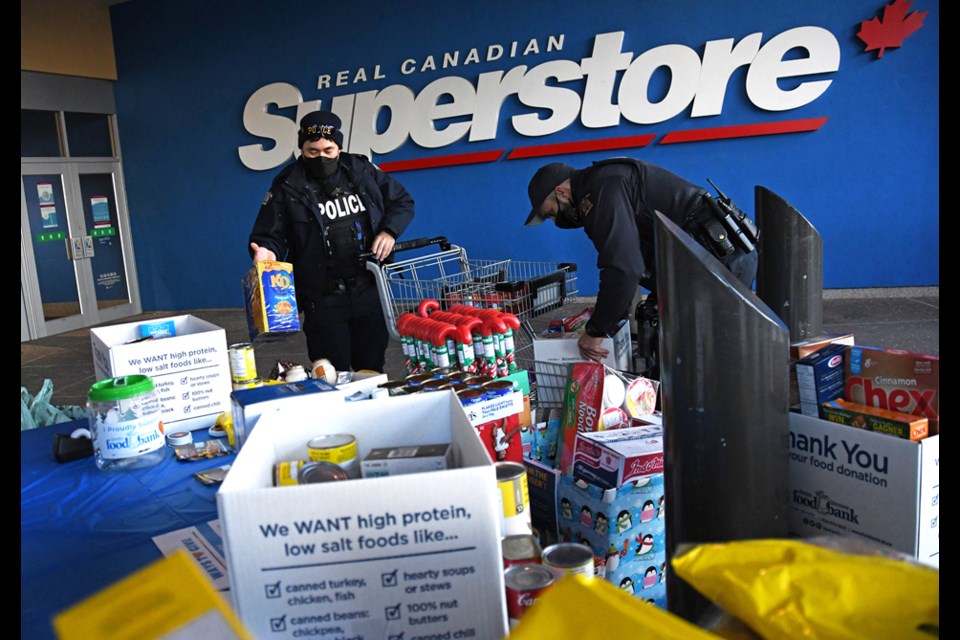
153, 519, 230, 590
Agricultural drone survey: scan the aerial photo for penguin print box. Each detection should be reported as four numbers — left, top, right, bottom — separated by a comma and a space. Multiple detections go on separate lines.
556, 473, 667, 608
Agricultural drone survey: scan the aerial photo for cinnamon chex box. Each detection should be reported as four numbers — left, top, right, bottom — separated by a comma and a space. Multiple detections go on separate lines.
844, 346, 940, 435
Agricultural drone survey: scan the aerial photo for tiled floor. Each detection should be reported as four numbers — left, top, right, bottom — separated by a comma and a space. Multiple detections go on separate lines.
21, 289, 938, 412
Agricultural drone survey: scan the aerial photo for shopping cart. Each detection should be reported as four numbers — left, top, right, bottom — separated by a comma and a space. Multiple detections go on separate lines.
364, 237, 579, 406
366, 237, 577, 347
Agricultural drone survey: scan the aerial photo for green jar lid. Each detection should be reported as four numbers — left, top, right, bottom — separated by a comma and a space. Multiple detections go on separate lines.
88, 375, 155, 401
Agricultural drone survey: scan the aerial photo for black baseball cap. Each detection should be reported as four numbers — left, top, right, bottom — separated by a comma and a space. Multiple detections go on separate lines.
525, 162, 574, 226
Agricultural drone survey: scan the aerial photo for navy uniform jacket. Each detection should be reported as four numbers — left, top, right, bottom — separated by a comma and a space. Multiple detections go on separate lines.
570, 160, 707, 335
249, 153, 414, 308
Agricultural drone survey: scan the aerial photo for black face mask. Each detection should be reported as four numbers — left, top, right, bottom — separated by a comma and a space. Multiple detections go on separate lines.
553, 196, 582, 229
302, 154, 340, 181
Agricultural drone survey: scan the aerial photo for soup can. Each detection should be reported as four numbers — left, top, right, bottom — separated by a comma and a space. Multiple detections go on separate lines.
496, 461, 531, 536
274, 460, 306, 486
504, 563, 557, 628
502, 534, 543, 569
307, 434, 359, 478
228, 343, 258, 383
542, 543, 595, 579
300, 461, 351, 484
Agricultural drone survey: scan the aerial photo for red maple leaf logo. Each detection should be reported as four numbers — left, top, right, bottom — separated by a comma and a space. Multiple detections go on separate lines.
857, 0, 927, 58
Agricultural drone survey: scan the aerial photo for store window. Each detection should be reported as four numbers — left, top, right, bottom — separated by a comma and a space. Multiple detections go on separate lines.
64, 111, 114, 157
21, 109, 61, 158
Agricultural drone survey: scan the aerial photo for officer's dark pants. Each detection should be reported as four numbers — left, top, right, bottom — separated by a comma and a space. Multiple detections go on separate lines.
718, 245, 759, 290
303, 283, 390, 373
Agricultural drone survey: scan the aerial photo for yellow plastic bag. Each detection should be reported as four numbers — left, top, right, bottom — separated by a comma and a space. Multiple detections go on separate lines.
508, 573, 719, 640
671, 539, 939, 640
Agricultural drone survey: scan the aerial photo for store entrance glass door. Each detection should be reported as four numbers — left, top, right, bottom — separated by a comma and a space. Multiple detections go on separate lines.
21, 162, 141, 339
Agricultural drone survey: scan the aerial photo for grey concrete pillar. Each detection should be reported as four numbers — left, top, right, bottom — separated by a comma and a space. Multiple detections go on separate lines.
655, 212, 790, 624
755, 186, 823, 342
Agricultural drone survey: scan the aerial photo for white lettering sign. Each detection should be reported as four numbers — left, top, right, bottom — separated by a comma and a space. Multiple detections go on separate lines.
238, 27, 839, 170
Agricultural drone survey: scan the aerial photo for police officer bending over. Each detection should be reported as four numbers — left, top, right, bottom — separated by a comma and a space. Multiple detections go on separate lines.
524, 159, 757, 363
249, 110, 415, 373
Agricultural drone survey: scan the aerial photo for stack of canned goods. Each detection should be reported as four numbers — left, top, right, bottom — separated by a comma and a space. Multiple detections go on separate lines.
502, 540, 594, 628
273, 433, 359, 486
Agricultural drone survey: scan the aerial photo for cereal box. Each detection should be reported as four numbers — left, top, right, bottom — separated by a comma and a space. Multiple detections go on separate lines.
844, 346, 939, 435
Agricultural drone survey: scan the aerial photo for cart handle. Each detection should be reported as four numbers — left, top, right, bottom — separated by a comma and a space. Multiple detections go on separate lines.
360, 236, 451, 262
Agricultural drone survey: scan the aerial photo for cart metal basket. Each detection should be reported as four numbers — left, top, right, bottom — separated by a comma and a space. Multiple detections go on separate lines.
366, 237, 577, 350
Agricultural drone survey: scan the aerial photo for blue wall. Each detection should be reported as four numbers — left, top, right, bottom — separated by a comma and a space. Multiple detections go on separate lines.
111, 0, 939, 310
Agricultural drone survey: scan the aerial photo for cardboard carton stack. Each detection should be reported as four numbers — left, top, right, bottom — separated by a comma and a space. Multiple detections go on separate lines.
522, 361, 668, 608
788, 344, 939, 567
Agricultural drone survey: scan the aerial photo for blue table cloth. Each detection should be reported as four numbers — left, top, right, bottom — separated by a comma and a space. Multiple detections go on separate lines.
21, 420, 234, 639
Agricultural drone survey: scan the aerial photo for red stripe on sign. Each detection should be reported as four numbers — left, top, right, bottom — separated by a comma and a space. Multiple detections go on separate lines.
378, 150, 505, 172
660, 118, 828, 144
507, 134, 657, 159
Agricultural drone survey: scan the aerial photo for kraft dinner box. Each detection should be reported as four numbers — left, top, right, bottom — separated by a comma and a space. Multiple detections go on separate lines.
90, 314, 231, 431
217, 392, 509, 639
243, 260, 301, 342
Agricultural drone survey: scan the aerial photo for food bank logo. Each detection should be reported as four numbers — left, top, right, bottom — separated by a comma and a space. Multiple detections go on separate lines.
792, 489, 860, 524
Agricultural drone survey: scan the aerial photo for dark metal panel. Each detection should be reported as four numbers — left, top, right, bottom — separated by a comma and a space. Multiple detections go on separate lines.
21, 71, 116, 114
655, 212, 790, 624
755, 186, 823, 342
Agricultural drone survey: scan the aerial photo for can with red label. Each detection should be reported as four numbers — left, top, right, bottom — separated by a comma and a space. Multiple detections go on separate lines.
542, 543, 595, 580
502, 534, 542, 569
504, 563, 557, 628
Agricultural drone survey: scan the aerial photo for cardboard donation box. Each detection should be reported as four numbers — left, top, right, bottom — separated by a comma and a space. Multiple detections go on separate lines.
788, 412, 939, 567
533, 320, 632, 404
90, 314, 231, 431
523, 459, 668, 608
217, 392, 509, 639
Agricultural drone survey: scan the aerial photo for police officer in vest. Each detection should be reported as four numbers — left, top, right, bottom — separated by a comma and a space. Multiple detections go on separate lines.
524, 159, 757, 364
250, 110, 415, 373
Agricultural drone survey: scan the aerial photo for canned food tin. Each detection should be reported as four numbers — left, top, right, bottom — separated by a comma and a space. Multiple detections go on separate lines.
378, 380, 409, 396
502, 534, 543, 568
483, 380, 515, 397
457, 388, 487, 406
228, 343, 258, 383
542, 543, 595, 579
232, 377, 263, 391
421, 378, 452, 392
404, 373, 435, 388
504, 563, 557, 627
274, 460, 306, 486
300, 461, 351, 484
307, 434, 359, 478
464, 375, 494, 388
496, 462, 531, 536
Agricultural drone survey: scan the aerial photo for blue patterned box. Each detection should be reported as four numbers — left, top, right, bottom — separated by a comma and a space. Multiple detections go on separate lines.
555, 472, 667, 608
